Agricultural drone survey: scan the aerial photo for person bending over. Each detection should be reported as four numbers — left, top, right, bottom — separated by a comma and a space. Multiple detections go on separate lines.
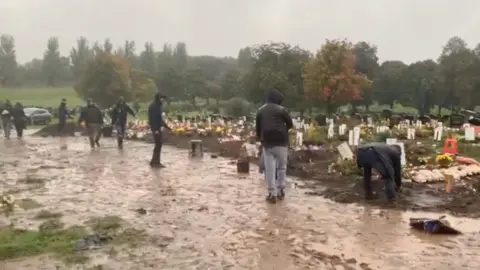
356, 143, 402, 201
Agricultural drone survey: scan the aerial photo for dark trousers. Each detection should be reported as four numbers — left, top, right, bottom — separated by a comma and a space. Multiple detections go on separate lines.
14, 122, 23, 138
116, 123, 126, 146
58, 120, 66, 133
150, 132, 163, 164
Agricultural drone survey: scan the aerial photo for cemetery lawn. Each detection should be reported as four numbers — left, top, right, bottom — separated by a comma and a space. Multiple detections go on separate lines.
0, 87, 83, 107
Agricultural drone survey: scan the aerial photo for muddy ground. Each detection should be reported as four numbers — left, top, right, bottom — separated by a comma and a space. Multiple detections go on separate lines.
33, 123, 480, 219
2, 134, 480, 269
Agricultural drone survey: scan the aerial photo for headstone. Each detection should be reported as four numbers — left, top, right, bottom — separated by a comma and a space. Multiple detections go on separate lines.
296, 132, 303, 146
353, 127, 360, 146
434, 123, 443, 141
386, 138, 397, 144
327, 124, 334, 138
449, 113, 466, 128
337, 142, 354, 160
407, 128, 416, 140
339, 124, 347, 135
465, 127, 475, 141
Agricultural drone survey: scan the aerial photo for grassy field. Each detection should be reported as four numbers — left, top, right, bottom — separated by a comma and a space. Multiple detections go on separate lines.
0, 86, 447, 116
0, 87, 83, 107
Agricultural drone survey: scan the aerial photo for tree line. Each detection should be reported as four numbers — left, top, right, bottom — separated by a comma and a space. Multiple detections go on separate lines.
0, 34, 479, 115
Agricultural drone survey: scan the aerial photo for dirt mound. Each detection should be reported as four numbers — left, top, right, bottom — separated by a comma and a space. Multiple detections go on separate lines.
33, 123, 84, 137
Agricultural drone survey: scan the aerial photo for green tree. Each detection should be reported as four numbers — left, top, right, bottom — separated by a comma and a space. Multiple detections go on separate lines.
183, 68, 206, 107
0, 34, 17, 86
242, 42, 310, 113
103, 39, 113, 54
303, 39, 370, 114
74, 52, 132, 108
372, 61, 408, 109
437, 36, 477, 112
402, 60, 438, 115
221, 69, 242, 100
42, 37, 62, 86
172, 42, 188, 73
237, 47, 253, 70
130, 69, 157, 103
70, 37, 91, 80
353, 41, 379, 112
139, 42, 156, 75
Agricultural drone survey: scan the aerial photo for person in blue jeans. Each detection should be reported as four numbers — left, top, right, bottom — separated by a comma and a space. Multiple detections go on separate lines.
255, 89, 293, 203
259, 149, 278, 179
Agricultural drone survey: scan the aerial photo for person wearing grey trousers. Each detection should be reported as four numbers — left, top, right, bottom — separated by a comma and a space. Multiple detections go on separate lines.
255, 89, 293, 203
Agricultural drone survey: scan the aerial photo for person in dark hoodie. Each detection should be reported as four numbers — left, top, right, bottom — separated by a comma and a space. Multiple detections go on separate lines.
255, 89, 293, 203
58, 98, 71, 133
11, 102, 26, 138
148, 92, 172, 168
78, 98, 103, 148
111, 96, 136, 149
1, 99, 13, 139
356, 143, 402, 201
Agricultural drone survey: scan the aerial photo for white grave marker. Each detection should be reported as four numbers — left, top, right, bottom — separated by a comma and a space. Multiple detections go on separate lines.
353, 126, 361, 146
407, 128, 415, 140
296, 132, 303, 146
337, 142, 354, 160
339, 124, 347, 135
434, 123, 443, 141
465, 127, 475, 141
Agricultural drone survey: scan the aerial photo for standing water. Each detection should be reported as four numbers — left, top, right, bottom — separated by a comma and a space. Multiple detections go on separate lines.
0, 136, 479, 269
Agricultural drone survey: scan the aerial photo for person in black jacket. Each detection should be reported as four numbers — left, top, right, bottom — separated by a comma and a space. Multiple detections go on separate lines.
11, 102, 26, 138
78, 98, 103, 148
256, 89, 293, 203
111, 96, 136, 149
356, 143, 402, 201
148, 92, 171, 168
58, 98, 71, 133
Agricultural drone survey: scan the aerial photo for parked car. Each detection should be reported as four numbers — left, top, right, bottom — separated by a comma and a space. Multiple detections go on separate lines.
24, 107, 52, 125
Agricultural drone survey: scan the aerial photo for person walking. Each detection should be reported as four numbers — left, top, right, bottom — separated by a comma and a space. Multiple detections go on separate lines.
1, 100, 13, 139
58, 98, 71, 134
255, 89, 293, 203
356, 143, 402, 201
78, 98, 103, 148
111, 96, 136, 149
11, 102, 26, 138
148, 92, 171, 168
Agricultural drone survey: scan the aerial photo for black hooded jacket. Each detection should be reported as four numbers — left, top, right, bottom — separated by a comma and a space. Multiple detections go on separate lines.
255, 90, 293, 148
148, 92, 170, 132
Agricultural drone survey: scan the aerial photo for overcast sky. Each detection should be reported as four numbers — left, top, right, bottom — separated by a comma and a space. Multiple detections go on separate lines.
2, 0, 480, 64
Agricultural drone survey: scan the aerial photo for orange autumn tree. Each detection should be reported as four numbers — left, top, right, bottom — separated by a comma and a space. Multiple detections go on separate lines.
303, 39, 372, 114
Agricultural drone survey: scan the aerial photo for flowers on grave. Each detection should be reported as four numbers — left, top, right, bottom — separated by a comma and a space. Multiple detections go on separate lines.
0, 194, 15, 217
435, 153, 454, 168
409, 164, 480, 183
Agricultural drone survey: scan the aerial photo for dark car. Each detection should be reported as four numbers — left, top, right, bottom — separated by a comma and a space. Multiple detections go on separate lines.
24, 107, 52, 125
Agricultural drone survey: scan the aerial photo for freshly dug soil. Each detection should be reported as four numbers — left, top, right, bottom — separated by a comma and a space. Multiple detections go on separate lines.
32, 124, 480, 217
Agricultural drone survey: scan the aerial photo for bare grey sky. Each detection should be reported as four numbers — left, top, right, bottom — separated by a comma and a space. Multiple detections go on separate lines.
2, 0, 480, 64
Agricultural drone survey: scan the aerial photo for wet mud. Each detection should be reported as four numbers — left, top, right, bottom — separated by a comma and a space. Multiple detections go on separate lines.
33, 124, 480, 218
1, 137, 480, 269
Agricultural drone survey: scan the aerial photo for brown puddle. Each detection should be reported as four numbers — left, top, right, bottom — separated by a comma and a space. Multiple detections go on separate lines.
0, 136, 480, 270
